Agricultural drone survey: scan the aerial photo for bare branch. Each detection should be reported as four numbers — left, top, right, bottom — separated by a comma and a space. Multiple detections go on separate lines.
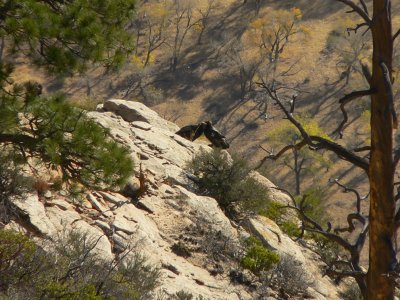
347, 22, 369, 35
334, 0, 371, 24
296, 215, 354, 251
359, 0, 369, 15
394, 28, 400, 41
275, 185, 368, 285
330, 178, 369, 213
353, 145, 371, 152
255, 140, 307, 169
258, 85, 369, 172
335, 89, 375, 138
334, 213, 365, 233
310, 136, 369, 171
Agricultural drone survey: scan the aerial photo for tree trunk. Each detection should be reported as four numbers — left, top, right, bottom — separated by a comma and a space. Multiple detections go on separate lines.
367, 1, 396, 299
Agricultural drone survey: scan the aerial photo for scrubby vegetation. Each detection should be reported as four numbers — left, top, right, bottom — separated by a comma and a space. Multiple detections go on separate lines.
268, 254, 311, 297
188, 149, 268, 217
0, 229, 160, 299
240, 236, 280, 275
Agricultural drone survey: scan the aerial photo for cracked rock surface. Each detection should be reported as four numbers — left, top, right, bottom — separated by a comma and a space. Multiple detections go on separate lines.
7, 99, 342, 299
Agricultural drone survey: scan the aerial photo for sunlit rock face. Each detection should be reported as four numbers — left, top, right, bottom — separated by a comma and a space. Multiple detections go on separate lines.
7, 99, 342, 300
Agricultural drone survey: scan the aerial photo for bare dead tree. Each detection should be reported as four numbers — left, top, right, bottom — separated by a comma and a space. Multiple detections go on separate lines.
169, 0, 202, 72
274, 181, 368, 295
224, 39, 263, 101
257, 1, 400, 298
196, 0, 218, 45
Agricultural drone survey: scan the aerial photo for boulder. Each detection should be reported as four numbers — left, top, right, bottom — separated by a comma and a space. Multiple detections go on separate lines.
246, 216, 307, 264
173, 186, 238, 239
250, 171, 292, 205
12, 194, 55, 236
103, 99, 179, 132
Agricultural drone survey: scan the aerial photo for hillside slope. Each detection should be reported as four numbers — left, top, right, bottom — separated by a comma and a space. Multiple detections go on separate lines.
11, 0, 398, 245
4, 99, 344, 299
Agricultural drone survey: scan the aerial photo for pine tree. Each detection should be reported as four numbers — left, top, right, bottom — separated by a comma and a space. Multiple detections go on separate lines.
0, 0, 136, 189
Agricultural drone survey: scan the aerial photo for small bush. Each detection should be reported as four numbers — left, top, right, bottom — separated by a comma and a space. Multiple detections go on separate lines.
260, 202, 301, 238
175, 290, 194, 300
269, 254, 311, 296
260, 201, 285, 223
280, 221, 302, 238
50, 177, 63, 191
308, 233, 341, 266
0, 229, 160, 299
199, 229, 238, 262
240, 236, 280, 275
188, 149, 268, 216
0, 229, 37, 290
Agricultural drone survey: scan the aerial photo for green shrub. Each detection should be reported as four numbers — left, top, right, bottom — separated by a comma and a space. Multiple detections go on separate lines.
260, 201, 285, 223
0, 153, 34, 223
307, 232, 341, 266
42, 282, 102, 300
260, 202, 301, 238
280, 221, 302, 238
270, 254, 311, 296
240, 236, 280, 275
0, 229, 160, 299
188, 149, 268, 216
297, 187, 326, 224
0, 229, 37, 289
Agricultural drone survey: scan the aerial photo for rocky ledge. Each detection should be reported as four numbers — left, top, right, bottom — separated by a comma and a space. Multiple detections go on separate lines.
6, 99, 343, 299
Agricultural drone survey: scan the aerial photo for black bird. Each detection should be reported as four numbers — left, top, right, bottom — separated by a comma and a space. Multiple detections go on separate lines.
176, 121, 229, 149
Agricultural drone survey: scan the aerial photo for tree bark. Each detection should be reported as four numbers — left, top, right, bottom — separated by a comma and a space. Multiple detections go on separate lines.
367, 1, 396, 299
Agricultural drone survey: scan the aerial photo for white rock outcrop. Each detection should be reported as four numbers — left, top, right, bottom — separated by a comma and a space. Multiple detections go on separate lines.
8, 99, 342, 299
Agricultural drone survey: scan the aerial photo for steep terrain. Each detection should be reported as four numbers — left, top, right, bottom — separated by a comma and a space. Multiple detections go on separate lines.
9, 0, 378, 206
5, 99, 344, 299
10, 0, 400, 268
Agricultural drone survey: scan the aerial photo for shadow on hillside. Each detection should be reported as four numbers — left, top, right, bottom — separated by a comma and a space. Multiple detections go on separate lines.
255, 0, 350, 20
